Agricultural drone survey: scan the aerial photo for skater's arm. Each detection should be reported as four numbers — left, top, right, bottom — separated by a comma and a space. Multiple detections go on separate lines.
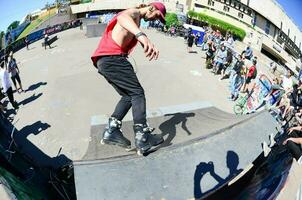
117, 9, 141, 36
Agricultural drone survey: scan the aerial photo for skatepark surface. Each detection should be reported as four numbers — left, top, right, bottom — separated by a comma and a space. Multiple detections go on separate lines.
11, 27, 237, 162
5, 27, 301, 199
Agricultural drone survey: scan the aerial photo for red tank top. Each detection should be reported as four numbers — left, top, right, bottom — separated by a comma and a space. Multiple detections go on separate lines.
91, 12, 138, 66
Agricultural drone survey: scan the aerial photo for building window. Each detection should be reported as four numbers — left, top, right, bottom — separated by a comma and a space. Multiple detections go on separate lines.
288, 28, 290, 36
247, 9, 252, 16
299, 42, 301, 50
265, 20, 270, 34
280, 22, 283, 30
238, 12, 244, 19
294, 36, 296, 43
223, 5, 230, 12
273, 26, 277, 38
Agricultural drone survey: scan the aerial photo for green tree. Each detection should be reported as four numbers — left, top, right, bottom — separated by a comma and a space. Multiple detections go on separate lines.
7, 21, 20, 31
165, 13, 180, 28
187, 10, 246, 41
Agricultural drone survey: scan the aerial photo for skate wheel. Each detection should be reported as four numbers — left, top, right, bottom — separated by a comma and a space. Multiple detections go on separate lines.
100, 139, 105, 145
137, 150, 144, 156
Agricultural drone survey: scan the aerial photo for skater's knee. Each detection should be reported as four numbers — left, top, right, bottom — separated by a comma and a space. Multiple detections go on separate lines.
121, 95, 131, 102
130, 89, 145, 99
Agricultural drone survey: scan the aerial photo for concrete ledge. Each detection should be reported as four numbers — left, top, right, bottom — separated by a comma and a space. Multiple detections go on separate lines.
86, 23, 106, 38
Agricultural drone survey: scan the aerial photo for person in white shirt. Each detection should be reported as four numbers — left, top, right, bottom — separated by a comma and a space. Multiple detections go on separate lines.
282, 70, 293, 91
0, 61, 18, 109
8, 53, 24, 93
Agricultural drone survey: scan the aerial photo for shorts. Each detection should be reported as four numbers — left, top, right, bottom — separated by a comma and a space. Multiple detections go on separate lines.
246, 76, 253, 84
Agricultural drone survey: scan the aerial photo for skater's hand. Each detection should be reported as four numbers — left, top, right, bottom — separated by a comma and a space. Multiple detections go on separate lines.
137, 35, 159, 61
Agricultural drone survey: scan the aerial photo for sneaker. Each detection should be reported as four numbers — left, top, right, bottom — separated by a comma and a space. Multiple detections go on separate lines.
134, 124, 164, 155
101, 117, 131, 149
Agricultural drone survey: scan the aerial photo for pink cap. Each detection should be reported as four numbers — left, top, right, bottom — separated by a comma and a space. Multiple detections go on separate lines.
150, 2, 166, 24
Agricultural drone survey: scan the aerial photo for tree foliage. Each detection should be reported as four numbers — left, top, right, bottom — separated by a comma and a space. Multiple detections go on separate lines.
165, 13, 180, 28
187, 10, 246, 41
7, 21, 20, 31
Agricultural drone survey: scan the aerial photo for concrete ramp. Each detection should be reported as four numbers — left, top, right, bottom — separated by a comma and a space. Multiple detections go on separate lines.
73, 103, 278, 200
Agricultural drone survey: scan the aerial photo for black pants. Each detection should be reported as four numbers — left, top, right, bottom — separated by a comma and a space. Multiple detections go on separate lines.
11, 74, 21, 88
6, 87, 17, 109
286, 130, 302, 160
97, 56, 146, 125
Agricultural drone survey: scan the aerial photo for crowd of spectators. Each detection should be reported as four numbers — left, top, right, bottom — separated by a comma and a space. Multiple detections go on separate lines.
183, 25, 302, 164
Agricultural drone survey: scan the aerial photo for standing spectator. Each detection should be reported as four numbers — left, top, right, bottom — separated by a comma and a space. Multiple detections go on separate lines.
205, 40, 216, 69
201, 31, 209, 51
195, 32, 201, 46
8, 53, 23, 93
226, 34, 234, 48
282, 70, 293, 91
25, 36, 29, 50
230, 55, 245, 81
229, 69, 243, 101
270, 62, 277, 74
242, 43, 253, 60
187, 31, 195, 53
242, 59, 257, 92
80, 20, 83, 30
212, 44, 227, 74
0, 61, 18, 109
220, 48, 233, 80
44, 34, 52, 50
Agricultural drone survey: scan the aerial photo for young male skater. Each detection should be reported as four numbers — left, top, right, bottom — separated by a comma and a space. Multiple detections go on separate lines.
91, 2, 166, 154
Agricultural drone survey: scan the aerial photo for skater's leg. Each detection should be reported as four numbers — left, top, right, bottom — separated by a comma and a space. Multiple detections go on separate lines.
111, 95, 132, 121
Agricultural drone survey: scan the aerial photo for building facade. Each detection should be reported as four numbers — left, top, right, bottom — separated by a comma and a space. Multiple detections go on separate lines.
190, 0, 302, 72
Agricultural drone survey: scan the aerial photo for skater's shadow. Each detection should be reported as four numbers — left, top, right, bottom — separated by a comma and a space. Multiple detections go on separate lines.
159, 112, 195, 147
25, 82, 47, 92
189, 51, 198, 54
194, 151, 243, 199
19, 93, 43, 106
